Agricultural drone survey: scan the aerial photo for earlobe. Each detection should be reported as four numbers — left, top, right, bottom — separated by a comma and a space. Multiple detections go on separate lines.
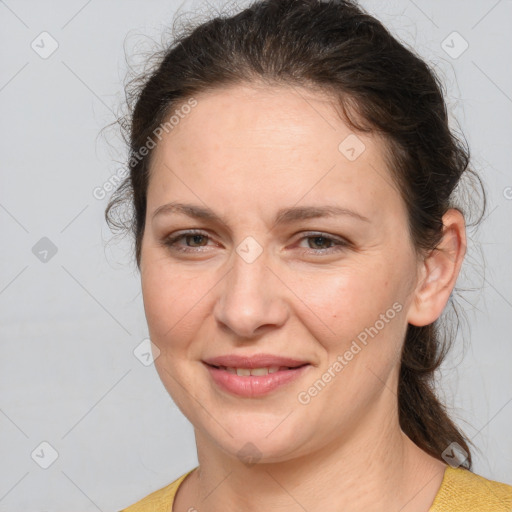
406, 209, 466, 327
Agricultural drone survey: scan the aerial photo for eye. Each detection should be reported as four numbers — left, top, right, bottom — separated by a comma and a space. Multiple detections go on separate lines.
162, 230, 215, 253
295, 232, 349, 255
162, 230, 349, 256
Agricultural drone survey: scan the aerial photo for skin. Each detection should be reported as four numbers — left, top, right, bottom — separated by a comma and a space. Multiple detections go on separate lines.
139, 83, 466, 512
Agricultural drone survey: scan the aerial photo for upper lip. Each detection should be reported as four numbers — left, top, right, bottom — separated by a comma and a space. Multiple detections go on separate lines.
202, 353, 310, 369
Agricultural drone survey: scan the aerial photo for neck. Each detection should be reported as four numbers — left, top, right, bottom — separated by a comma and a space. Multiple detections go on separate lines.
177, 397, 446, 512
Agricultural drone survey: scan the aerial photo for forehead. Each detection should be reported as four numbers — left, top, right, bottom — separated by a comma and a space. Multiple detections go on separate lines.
146, 84, 402, 224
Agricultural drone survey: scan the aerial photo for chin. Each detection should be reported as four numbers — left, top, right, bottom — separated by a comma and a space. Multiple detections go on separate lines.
195, 415, 312, 465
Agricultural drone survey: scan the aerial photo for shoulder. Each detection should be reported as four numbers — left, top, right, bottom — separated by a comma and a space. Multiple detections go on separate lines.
118, 468, 197, 512
430, 466, 512, 512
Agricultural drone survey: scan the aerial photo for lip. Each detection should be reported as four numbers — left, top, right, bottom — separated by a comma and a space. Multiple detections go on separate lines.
202, 353, 309, 369
202, 354, 312, 398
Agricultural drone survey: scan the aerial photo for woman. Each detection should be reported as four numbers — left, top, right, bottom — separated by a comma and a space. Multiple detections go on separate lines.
108, 0, 512, 510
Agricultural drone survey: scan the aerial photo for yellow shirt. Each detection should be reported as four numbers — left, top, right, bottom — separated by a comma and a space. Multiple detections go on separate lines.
119, 465, 512, 511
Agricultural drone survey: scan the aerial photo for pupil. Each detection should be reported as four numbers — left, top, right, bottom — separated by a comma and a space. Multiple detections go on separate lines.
312, 236, 328, 249
190, 235, 205, 246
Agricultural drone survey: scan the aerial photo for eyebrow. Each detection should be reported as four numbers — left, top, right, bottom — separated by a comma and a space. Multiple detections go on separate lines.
152, 202, 370, 227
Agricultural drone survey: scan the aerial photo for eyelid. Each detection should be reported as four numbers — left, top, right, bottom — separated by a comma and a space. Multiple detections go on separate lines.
162, 229, 217, 250
294, 232, 351, 254
162, 229, 350, 255
297, 230, 349, 244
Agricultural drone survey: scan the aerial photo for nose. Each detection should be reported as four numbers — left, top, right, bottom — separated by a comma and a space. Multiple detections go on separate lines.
213, 248, 289, 340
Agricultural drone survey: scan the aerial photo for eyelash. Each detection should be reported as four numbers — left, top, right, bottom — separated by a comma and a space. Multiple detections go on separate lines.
162, 230, 349, 256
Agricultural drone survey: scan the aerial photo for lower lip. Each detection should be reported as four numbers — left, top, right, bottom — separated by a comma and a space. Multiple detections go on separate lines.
204, 363, 311, 397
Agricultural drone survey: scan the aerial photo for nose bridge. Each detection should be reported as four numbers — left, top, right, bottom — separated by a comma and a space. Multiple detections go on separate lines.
214, 238, 287, 337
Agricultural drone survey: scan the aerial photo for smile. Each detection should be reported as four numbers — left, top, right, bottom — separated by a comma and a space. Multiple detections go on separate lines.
215, 365, 300, 376
203, 362, 311, 397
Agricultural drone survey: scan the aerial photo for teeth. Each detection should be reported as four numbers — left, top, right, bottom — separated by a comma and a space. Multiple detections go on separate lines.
224, 366, 283, 376
251, 367, 271, 376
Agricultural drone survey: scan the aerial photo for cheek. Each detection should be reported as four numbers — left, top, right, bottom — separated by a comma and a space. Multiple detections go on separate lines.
141, 258, 189, 343
141, 253, 220, 354
141, 265, 172, 338
141, 261, 208, 411
295, 268, 407, 408
293, 263, 397, 343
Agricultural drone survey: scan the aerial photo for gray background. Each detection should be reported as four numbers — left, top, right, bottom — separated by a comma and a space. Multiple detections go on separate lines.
0, 0, 511, 510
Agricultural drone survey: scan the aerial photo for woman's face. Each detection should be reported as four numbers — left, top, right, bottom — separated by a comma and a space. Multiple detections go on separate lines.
140, 84, 421, 463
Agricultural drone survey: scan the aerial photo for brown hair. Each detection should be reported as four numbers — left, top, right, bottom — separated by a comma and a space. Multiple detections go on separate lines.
106, 0, 487, 469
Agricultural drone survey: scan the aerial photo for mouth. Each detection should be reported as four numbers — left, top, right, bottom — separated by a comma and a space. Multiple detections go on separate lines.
202, 353, 310, 369
204, 363, 309, 376
202, 361, 312, 397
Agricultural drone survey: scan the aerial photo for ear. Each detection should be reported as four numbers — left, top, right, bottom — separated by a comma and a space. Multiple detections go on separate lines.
406, 208, 466, 327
